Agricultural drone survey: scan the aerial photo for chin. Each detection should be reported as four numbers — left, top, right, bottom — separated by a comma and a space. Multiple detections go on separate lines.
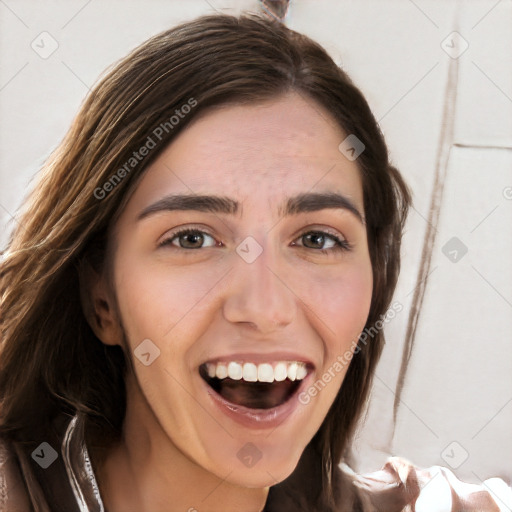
224, 458, 301, 489
211, 436, 307, 488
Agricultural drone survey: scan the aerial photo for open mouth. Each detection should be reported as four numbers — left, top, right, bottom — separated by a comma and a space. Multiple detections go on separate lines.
199, 360, 310, 410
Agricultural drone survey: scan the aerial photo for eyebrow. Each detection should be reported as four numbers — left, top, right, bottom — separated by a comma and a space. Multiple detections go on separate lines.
137, 192, 364, 224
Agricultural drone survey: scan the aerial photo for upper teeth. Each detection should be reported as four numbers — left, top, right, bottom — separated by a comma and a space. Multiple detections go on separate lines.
205, 361, 308, 383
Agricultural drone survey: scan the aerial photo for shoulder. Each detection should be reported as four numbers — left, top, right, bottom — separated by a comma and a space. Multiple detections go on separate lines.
340, 456, 512, 512
0, 435, 34, 511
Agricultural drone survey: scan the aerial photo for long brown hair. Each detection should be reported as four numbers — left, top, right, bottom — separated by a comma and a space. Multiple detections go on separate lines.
0, 13, 411, 510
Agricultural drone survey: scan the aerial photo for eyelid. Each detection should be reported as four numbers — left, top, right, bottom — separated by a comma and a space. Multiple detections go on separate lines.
295, 225, 347, 241
157, 225, 217, 248
293, 227, 352, 252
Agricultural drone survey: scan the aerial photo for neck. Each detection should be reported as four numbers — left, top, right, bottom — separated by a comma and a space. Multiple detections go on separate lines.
91, 373, 269, 512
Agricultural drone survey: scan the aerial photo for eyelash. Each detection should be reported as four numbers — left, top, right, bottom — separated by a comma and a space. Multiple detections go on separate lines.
158, 227, 352, 255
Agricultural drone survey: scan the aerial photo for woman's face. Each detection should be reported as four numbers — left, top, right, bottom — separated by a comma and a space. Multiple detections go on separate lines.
107, 92, 373, 487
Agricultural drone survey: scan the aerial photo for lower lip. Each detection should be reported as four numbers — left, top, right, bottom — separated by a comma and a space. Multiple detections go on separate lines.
199, 373, 313, 430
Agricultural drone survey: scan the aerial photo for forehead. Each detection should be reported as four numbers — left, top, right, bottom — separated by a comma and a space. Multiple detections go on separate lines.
123, 92, 364, 219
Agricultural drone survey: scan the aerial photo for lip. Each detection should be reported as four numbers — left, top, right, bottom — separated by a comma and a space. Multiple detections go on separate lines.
198, 366, 314, 430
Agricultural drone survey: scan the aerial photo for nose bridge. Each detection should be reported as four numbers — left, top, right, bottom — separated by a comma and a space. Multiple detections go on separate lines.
223, 235, 296, 330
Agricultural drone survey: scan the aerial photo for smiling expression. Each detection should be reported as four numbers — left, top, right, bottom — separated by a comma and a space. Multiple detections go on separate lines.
106, 92, 373, 487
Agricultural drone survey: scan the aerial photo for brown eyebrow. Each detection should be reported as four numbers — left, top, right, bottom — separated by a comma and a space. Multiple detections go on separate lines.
137, 192, 365, 224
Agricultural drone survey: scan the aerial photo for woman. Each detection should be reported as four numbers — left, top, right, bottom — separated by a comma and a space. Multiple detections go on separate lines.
0, 12, 508, 511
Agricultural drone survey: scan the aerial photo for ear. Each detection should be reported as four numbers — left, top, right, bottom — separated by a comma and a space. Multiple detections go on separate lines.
79, 259, 123, 346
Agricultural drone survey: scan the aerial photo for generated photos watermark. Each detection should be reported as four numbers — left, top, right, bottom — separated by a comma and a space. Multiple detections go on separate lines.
94, 97, 197, 200
299, 300, 403, 405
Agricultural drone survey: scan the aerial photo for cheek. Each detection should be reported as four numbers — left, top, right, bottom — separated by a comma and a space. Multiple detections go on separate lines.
299, 261, 373, 351
114, 243, 373, 363
113, 249, 222, 347
294, 262, 372, 418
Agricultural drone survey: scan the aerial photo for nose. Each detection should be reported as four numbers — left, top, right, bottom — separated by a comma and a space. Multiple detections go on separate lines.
222, 239, 296, 333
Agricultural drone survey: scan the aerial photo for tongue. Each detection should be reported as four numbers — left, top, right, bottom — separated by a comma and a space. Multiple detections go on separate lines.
217, 379, 295, 409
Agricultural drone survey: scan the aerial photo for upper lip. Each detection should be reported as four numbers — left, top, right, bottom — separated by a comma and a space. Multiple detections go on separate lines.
199, 351, 316, 368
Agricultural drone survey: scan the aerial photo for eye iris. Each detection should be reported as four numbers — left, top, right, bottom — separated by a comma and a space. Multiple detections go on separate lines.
304, 232, 325, 249
181, 232, 203, 248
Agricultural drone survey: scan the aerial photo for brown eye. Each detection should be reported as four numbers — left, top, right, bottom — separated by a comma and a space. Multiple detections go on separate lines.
294, 230, 351, 253
159, 229, 217, 249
